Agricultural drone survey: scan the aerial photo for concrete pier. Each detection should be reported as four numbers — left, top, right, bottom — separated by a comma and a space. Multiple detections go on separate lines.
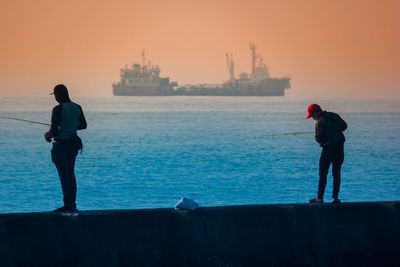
0, 201, 399, 266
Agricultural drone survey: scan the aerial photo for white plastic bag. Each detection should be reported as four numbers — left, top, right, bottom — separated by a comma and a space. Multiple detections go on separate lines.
174, 197, 199, 210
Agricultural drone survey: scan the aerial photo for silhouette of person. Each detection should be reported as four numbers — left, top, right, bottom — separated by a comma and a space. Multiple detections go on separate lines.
307, 104, 347, 204
45, 84, 87, 212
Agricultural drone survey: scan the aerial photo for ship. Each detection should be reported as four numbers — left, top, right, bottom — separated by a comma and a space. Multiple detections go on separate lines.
112, 44, 291, 96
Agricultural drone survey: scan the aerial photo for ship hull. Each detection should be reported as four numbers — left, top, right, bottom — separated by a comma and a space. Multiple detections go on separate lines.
175, 78, 289, 96
240, 78, 289, 96
113, 84, 172, 96
113, 78, 289, 96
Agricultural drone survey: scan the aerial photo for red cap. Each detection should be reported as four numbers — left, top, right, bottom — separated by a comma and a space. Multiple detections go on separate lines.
306, 104, 321, 119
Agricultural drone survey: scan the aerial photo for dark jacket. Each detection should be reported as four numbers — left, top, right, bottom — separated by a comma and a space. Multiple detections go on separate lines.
315, 111, 347, 147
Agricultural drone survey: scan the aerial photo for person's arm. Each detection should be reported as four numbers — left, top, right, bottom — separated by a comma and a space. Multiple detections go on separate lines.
45, 105, 62, 141
315, 119, 326, 144
77, 105, 87, 130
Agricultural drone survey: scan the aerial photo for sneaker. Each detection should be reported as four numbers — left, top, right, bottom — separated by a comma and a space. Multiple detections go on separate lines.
53, 206, 68, 212
309, 197, 324, 203
62, 208, 79, 215
332, 198, 341, 204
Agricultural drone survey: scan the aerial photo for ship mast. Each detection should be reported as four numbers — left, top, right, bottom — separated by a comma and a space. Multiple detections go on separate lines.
249, 43, 260, 76
141, 49, 146, 70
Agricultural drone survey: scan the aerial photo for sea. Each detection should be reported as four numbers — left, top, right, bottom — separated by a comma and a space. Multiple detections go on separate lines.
0, 96, 399, 213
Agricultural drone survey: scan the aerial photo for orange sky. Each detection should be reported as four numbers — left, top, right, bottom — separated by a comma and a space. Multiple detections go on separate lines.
0, 0, 399, 97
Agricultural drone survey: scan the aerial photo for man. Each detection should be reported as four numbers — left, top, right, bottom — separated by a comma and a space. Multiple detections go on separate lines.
45, 84, 87, 212
307, 104, 347, 204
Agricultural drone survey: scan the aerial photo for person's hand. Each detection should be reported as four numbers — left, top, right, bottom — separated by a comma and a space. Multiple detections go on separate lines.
44, 132, 52, 142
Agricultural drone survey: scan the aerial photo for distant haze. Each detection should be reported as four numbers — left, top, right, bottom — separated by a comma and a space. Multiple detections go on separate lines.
0, 0, 399, 97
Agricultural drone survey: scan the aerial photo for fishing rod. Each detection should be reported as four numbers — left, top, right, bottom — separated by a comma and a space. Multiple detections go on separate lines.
234, 131, 314, 143
0, 116, 50, 126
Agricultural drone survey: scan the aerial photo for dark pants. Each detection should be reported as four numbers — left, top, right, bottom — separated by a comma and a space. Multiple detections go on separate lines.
51, 140, 78, 209
318, 143, 344, 199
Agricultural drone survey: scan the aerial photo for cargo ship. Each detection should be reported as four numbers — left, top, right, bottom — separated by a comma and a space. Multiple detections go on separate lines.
112, 44, 290, 96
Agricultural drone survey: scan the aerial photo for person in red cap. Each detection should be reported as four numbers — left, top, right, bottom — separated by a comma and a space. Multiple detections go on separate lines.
306, 104, 347, 204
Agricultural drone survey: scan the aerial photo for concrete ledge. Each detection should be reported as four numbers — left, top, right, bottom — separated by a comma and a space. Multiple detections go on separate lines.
1, 201, 399, 266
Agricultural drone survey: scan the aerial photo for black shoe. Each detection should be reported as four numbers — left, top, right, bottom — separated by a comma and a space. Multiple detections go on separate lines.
309, 197, 324, 203
53, 206, 68, 212
332, 198, 341, 204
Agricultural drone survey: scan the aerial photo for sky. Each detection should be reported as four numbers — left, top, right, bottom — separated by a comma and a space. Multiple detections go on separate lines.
0, 0, 399, 97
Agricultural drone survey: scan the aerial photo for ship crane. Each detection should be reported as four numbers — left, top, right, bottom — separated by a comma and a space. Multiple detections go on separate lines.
225, 52, 235, 81
259, 56, 264, 68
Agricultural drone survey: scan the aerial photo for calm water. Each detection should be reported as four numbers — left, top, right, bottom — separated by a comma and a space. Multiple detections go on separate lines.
0, 96, 399, 213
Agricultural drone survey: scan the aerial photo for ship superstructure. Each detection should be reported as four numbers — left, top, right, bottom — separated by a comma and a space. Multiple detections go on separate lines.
113, 45, 290, 96
112, 50, 173, 96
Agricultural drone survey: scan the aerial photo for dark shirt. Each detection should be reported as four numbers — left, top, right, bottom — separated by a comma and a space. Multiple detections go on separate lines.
315, 111, 347, 147
48, 101, 87, 140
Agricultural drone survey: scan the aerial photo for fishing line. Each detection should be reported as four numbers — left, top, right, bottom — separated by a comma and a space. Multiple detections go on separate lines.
232, 131, 314, 143
0, 116, 50, 126
1, 116, 313, 144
